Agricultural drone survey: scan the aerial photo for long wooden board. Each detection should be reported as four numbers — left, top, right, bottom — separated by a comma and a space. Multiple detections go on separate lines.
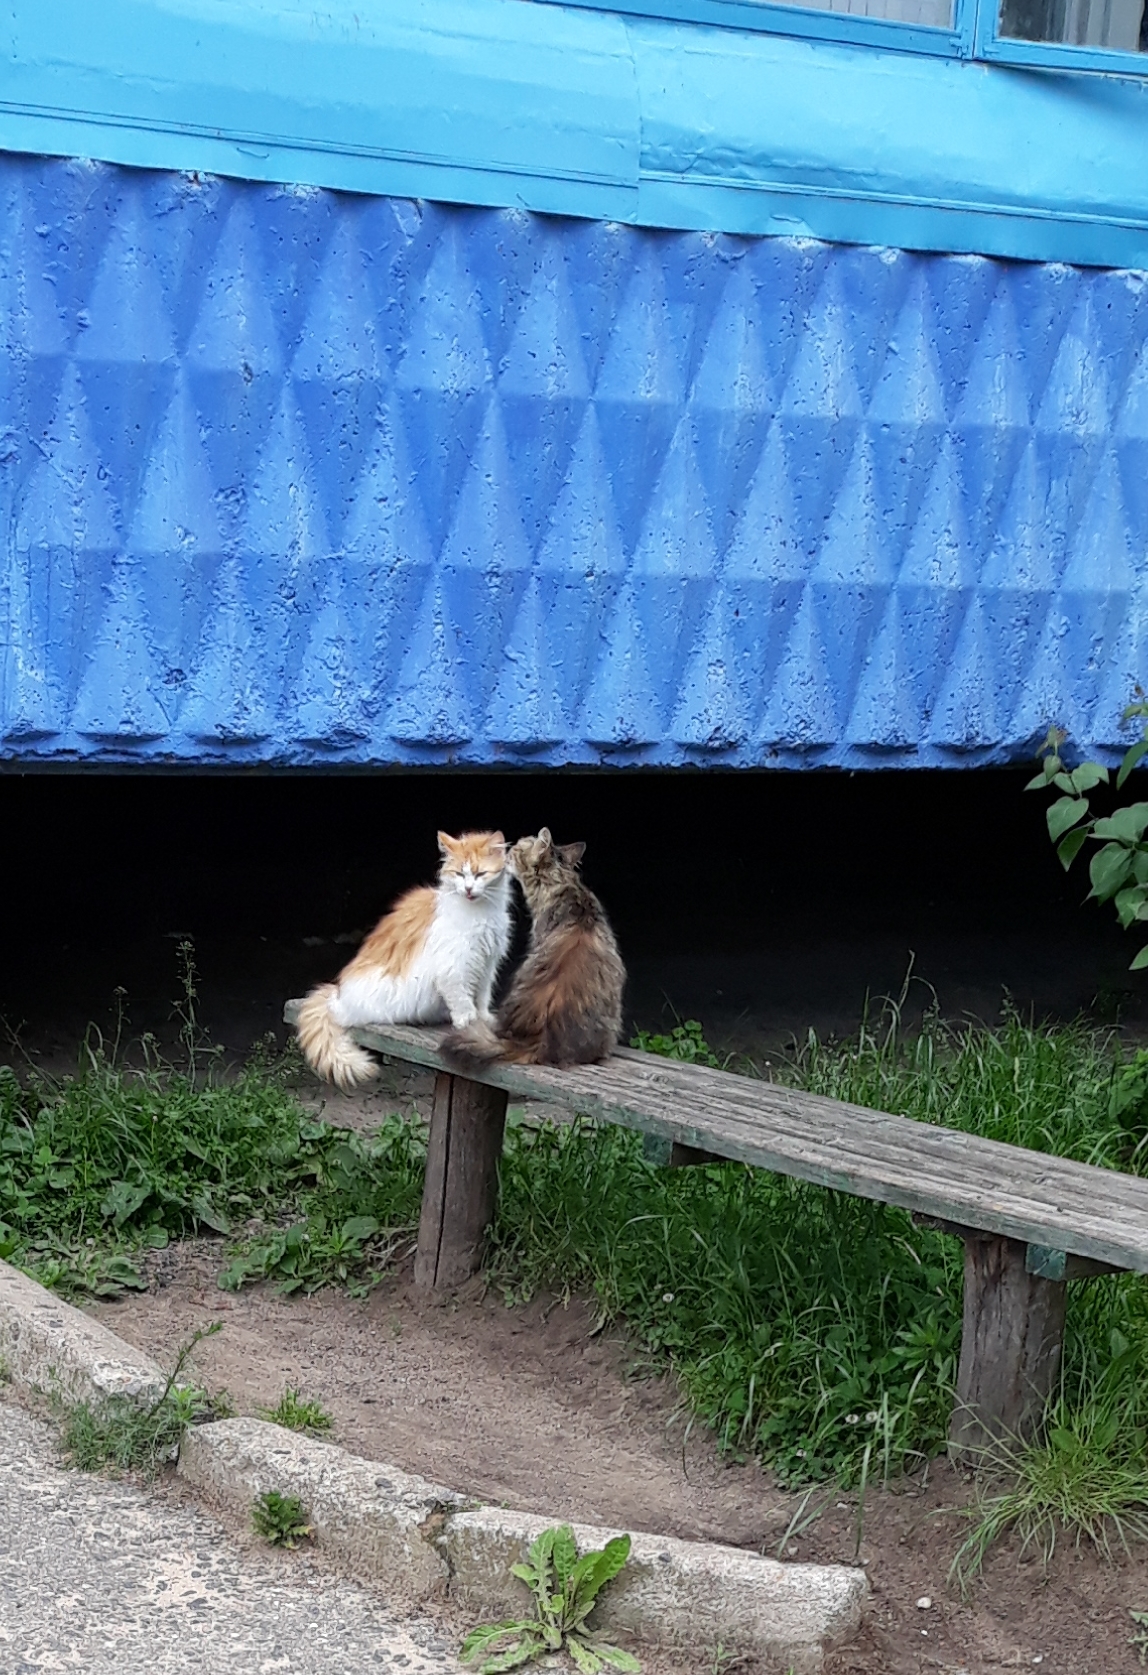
283, 1004, 1148, 1275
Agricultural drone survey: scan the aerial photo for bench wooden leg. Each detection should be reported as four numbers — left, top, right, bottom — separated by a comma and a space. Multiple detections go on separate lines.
414, 1071, 508, 1292
950, 1233, 1067, 1460
641, 1134, 722, 1167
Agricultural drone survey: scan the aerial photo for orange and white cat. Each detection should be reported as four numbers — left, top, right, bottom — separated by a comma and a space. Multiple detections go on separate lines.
296, 831, 512, 1090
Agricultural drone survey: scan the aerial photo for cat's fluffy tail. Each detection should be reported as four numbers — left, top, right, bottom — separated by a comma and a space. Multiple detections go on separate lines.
441, 1020, 541, 1070
296, 983, 378, 1090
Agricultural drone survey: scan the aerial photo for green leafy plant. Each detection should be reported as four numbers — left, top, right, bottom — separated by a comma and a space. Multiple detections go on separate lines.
252, 1489, 315, 1549
630, 1018, 721, 1067
460, 1523, 639, 1673
0, 947, 424, 1299
260, 1387, 333, 1435
1028, 702, 1148, 969
705, 1647, 756, 1675
219, 1193, 416, 1298
60, 1322, 227, 1477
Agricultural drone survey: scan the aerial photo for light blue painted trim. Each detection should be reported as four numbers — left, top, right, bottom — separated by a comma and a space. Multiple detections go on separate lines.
635, 174, 1148, 267
537, 0, 966, 60
0, 0, 1147, 267
0, 0, 641, 213
979, 39, 1147, 72
630, 17, 1148, 262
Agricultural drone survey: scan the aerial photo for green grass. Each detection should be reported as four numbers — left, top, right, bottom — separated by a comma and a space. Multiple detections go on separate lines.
790, 997, 1142, 1167
60, 1323, 230, 1477
260, 1387, 334, 1435
490, 1107, 960, 1484
9, 954, 1148, 1532
0, 950, 424, 1298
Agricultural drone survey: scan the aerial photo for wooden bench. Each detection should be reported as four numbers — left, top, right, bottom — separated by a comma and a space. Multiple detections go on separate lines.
283, 1004, 1148, 1458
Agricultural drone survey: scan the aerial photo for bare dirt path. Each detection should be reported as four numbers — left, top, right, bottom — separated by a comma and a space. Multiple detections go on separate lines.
87, 1244, 1148, 1675
89, 1240, 792, 1550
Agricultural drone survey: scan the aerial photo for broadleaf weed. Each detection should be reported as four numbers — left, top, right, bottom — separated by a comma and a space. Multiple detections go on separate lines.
252, 1489, 314, 1549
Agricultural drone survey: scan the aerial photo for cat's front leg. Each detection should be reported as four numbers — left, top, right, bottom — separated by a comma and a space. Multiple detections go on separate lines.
474, 969, 497, 1025
437, 975, 479, 1031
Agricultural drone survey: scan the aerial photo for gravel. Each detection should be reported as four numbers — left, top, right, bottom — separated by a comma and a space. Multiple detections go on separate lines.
0, 1400, 464, 1674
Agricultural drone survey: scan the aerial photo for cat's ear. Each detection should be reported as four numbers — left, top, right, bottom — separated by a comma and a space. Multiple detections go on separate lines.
536, 827, 553, 849
489, 830, 507, 851
558, 841, 586, 867
436, 831, 457, 855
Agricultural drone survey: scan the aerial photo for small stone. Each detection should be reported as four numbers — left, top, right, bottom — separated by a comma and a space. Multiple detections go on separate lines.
916, 1596, 932, 1610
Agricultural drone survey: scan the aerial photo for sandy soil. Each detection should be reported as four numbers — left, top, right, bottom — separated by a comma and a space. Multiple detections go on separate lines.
87, 1240, 1148, 1675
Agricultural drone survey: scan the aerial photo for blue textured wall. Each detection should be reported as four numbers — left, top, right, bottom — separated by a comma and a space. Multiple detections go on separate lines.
3, 154, 1148, 770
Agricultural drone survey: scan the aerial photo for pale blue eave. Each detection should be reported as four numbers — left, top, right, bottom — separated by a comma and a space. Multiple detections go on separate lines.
0, 0, 1147, 266
630, 23, 1148, 266
0, 0, 640, 218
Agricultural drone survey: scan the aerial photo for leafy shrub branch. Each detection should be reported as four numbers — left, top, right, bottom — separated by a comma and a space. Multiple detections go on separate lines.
1029, 701, 1148, 969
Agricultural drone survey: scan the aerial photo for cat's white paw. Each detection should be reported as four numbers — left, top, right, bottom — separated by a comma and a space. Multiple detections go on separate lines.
450, 1007, 478, 1030
479, 1009, 497, 1025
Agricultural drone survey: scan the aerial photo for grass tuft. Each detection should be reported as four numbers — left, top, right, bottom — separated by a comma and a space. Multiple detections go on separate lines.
260, 1387, 334, 1436
60, 1322, 229, 1477
951, 1393, 1148, 1587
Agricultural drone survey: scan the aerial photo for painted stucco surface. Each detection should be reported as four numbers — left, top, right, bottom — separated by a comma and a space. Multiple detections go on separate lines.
5, 0, 1148, 270
2, 155, 1147, 769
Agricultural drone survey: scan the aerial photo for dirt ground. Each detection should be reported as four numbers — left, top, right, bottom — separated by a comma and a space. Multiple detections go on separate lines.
87, 1232, 1148, 1675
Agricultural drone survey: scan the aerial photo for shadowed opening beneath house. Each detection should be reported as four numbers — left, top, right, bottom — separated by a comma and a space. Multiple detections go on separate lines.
0, 767, 1142, 1065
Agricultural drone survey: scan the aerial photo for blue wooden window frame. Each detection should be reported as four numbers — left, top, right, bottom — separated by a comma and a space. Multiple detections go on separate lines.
547, 0, 1148, 71
557, 0, 970, 56
971, 0, 1148, 70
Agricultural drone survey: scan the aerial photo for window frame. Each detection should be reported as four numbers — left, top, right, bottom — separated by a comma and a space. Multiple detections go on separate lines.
971, 0, 1148, 72
547, 0, 1148, 73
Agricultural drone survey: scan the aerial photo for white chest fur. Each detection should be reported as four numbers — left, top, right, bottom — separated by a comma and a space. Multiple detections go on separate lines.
331, 875, 512, 1030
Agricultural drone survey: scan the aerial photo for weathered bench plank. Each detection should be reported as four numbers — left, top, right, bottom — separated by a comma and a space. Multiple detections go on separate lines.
288, 1013, 1148, 1275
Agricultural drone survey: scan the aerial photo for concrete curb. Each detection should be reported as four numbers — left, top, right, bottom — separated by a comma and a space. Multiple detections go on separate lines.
445, 1507, 866, 1675
0, 1259, 867, 1670
0, 1258, 167, 1406
179, 1418, 465, 1604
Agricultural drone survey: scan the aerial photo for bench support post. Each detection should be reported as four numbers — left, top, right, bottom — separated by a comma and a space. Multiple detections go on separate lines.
950, 1233, 1066, 1461
415, 1071, 508, 1292
641, 1134, 722, 1168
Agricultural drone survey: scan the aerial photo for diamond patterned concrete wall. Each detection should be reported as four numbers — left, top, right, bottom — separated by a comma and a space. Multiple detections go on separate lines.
2, 153, 1147, 769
